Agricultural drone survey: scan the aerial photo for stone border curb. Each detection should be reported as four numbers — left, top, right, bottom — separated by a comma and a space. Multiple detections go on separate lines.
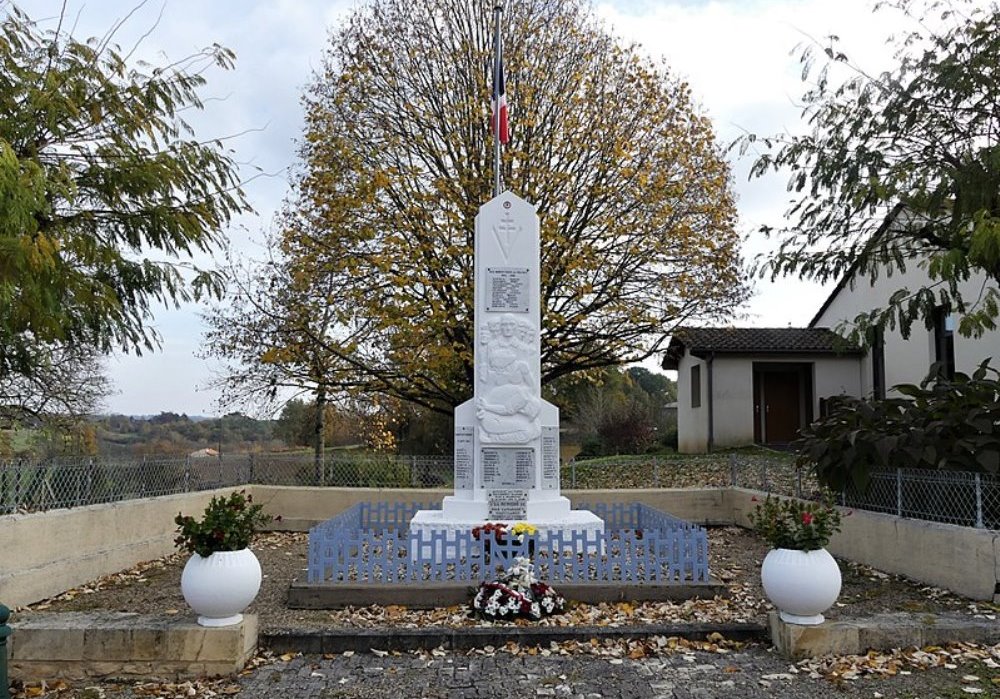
9, 612, 257, 682
287, 581, 729, 609
769, 611, 1000, 660
260, 622, 768, 654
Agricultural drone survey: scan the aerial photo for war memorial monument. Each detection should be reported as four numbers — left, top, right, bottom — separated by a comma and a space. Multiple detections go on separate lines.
409, 192, 604, 542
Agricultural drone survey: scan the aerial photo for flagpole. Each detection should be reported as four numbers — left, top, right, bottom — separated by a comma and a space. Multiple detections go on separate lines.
492, 2, 503, 198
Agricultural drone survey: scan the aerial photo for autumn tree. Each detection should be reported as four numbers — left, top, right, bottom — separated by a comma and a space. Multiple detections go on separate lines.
273, 399, 359, 449
0, 343, 110, 429
273, 0, 745, 415
743, 0, 1000, 342
201, 235, 368, 464
555, 367, 672, 456
0, 4, 249, 401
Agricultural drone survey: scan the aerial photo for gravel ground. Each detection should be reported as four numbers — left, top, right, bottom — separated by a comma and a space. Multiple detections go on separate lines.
15, 639, 1000, 698
22, 527, 982, 630
14, 527, 1000, 699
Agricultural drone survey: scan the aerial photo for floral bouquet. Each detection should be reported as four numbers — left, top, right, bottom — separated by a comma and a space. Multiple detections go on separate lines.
471, 521, 539, 557
471, 556, 565, 621
471, 521, 537, 544
511, 522, 536, 539
471, 521, 509, 544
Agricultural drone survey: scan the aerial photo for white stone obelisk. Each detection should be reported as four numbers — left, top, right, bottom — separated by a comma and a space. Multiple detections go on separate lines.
410, 192, 603, 537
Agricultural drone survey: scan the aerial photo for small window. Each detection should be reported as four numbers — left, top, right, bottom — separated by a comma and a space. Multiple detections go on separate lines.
691, 365, 701, 408
932, 306, 956, 379
871, 326, 886, 399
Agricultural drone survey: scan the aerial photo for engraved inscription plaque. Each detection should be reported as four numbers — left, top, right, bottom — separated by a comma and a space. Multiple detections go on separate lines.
481, 447, 536, 489
488, 489, 528, 520
541, 425, 559, 491
485, 267, 529, 313
454, 425, 474, 491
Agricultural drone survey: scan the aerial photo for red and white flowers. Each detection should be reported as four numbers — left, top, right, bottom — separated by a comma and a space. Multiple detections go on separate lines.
471, 556, 565, 621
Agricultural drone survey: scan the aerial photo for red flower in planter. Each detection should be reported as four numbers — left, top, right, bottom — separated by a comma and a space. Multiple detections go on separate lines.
748, 495, 842, 551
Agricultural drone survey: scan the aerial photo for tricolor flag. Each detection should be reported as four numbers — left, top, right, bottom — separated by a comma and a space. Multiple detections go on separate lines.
492, 60, 509, 145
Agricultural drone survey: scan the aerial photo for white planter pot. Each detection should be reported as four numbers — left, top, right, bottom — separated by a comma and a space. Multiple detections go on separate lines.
180, 548, 262, 627
761, 547, 841, 625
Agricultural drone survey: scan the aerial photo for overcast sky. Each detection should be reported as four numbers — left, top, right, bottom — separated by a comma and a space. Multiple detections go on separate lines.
18, 0, 952, 415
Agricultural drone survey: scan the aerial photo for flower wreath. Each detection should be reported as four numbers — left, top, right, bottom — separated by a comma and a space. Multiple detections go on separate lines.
471, 556, 566, 621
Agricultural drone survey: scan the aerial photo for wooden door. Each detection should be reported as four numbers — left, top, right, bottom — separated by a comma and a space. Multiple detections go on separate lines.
762, 371, 801, 444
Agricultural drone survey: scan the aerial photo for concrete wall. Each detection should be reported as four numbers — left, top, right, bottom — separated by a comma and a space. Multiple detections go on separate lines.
252, 486, 734, 529
0, 489, 231, 608
727, 488, 1000, 600
254, 486, 449, 530
2, 486, 996, 607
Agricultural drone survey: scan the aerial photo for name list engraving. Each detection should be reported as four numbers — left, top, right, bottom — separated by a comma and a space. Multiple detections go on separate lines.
453, 425, 474, 491
541, 425, 560, 491
481, 447, 536, 489
486, 267, 529, 313
488, 489, 528, 520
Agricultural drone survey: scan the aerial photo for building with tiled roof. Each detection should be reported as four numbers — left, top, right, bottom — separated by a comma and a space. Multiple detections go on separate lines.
662, 326, 864, 453
663, 327, 861, 368
665, 262, 998, 453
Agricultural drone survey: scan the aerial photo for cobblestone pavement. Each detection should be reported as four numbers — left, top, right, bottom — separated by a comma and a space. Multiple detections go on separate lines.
216, 646, 997, 699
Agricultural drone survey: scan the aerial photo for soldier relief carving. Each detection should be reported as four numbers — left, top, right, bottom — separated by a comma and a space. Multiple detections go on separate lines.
476, 314, 541, 444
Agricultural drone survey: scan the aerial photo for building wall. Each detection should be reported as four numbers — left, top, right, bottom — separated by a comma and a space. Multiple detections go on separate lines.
813, 265, 999, 394
812, 355, 864, 405
711, 357, 754, 449
676, 352, 709, 453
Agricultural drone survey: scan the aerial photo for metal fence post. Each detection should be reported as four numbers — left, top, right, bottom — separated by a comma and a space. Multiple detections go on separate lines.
76, 460, 83, 507
0, 603, 11, 699
975, 473, 984, 529
795, 468, 803, 499
571, 458, 576, 489
896, 468, 903, 517
248, 453, 255, 485
653, 457, 660, 488
183, 456, 191, 492
87, 457, 95, 503
13, 460, 21, 513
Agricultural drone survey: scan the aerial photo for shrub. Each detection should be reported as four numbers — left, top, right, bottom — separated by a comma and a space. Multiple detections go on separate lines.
748, 495, 842, 551
796, 359, 1000, 492
174, 490, 273, 557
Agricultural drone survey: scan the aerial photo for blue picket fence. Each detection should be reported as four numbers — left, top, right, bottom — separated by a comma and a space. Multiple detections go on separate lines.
306, 501, 710, 585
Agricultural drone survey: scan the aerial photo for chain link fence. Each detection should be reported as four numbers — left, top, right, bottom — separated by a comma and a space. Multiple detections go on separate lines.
729, 455, 1000, 530
0, 453, 453, 515
2, 451, 997, 529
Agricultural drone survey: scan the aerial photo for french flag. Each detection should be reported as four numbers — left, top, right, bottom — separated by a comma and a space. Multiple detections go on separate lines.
492, 61, 509, 145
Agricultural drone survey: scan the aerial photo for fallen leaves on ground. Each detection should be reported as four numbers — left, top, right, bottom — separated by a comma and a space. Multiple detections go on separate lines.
797, 642, 1000, 683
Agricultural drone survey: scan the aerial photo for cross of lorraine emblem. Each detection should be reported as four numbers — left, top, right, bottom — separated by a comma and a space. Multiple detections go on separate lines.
492, 212, 520, 263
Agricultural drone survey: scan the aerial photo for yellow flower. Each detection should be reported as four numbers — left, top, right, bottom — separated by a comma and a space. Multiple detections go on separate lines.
512, 522, 537, 537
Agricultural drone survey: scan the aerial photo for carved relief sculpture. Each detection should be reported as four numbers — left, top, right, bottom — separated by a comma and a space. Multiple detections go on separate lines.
476, 314, 541, 444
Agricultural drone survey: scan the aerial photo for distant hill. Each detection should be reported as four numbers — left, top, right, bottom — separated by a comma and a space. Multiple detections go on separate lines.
91, 412, 281, 457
